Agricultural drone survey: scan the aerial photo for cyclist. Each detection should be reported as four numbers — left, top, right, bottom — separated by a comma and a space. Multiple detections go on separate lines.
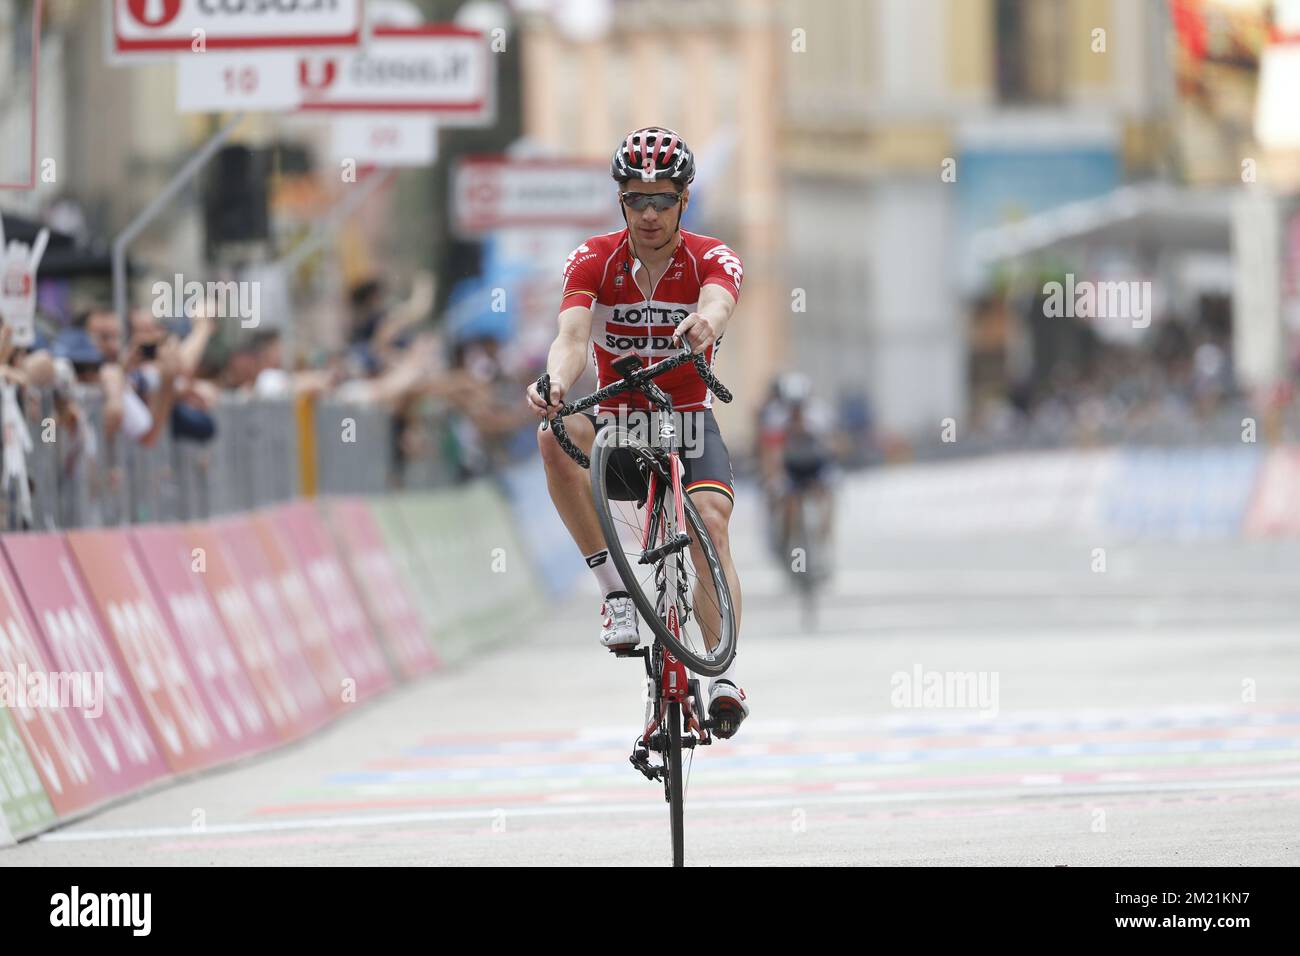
763, 373, 836, 565
525, 127, 749, 738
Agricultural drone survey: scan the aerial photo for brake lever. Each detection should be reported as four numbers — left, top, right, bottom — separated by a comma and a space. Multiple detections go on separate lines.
536, 372, 553, 431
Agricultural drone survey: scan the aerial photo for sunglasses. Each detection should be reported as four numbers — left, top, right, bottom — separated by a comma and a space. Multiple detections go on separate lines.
620, 191, 682, 212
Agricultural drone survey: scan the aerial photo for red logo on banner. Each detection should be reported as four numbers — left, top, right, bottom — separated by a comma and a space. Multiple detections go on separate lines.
299, 59, 338, 91
127, 0, 183, 28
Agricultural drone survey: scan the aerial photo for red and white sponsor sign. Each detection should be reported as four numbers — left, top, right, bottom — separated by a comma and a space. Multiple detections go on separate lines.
132, 526, 278, 758
453, 157, 614, 234
250, 514, 352, 709
330, 114, 438, 166
112, 0, 364, 55
323, 499, 438, 678
210, 520, 335, 731
274, 502, 395, 698
297, 26, 491, 124
2, 534, 168, 795
177, 52, 301, 112
0, 549, 106, 816
65, 530, 225, 773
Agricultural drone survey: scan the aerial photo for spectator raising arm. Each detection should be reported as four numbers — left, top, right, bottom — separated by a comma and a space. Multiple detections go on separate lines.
139, 337, 181, 447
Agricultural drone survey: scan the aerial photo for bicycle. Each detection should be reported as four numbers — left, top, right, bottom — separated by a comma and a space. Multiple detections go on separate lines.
780, 480, 833, 630
536, 348, 737, 867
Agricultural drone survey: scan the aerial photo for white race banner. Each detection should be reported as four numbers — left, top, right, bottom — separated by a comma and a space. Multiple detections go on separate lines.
452, 157, 613, 234
330, 115, 438, 167
112, 0, 363, 57
177, 53, 300, 113
298, 25, 492, 126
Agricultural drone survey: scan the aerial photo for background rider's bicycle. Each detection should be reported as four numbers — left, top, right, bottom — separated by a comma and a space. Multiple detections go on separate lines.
780, 481, 833, 629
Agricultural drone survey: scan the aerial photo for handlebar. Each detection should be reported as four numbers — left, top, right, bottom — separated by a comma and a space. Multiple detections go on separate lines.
536, 348, 733, 469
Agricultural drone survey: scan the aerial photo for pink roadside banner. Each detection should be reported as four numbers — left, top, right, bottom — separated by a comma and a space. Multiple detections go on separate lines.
0, 546, 108, 816
131, 526, 279, 760
323, 498, 439, 679
65, 529, 230, 773
272, 502, 395, 698
1, 534, 169, 798
180, 522, 322, 738
247, 513, 354, 710
210, 518, 337, 728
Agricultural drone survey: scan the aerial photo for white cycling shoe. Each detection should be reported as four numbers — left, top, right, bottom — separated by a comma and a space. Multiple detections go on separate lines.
708, 679, 750, 739
599, 594, 641, 651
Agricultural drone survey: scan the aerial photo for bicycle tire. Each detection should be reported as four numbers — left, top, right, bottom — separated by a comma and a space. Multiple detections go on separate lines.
590, 423, 736, 677
667, 700, 684, 868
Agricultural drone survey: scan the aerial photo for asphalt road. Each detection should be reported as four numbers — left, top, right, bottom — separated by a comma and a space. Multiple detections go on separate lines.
4, 473, 1299, 866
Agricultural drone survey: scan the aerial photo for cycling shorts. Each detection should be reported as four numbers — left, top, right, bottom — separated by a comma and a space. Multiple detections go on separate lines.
583, 408, 735, 505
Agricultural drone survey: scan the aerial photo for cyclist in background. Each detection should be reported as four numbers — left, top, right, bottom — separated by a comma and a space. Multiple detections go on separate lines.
759, 372, 836, 567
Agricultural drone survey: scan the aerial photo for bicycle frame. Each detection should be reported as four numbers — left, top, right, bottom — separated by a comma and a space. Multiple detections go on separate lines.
635, 448, 711, 752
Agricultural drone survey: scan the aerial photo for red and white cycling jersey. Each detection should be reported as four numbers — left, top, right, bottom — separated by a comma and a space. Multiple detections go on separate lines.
560, 228, 743, 412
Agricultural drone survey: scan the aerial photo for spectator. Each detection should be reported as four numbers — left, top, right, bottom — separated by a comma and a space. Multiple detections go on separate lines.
65, 312, 153, 444
250, 329, 332, 399
445, 333, 534, 480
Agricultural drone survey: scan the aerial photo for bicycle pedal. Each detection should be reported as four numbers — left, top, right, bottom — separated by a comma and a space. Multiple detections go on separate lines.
705, 714, 741, 740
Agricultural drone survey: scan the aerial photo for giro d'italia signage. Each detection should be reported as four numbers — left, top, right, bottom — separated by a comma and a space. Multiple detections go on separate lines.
297, 25, 492, 126
452, 157, 612, 234
111, 0, 364, 56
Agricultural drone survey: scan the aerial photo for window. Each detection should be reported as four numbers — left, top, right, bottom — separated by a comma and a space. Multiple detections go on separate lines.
995, 0, 1067, 103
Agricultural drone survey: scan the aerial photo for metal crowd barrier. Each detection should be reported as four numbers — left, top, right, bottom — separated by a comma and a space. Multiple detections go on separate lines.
314, 398, 391, 496
3, 385, 460, 532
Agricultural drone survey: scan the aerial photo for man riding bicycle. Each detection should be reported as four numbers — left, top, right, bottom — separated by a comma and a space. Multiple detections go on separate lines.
525, 127, 749, 738
759, 372, 836, 564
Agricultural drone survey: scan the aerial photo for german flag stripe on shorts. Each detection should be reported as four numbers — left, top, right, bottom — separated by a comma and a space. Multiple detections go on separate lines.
685, 479, 734, 503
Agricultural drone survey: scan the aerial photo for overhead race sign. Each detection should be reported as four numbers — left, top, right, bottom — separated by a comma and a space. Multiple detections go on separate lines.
452, 157, 613, 234
112, 0, 364, 56
177, 52, 300, 112
331, 115, 438, 166
298, 26, 492, 125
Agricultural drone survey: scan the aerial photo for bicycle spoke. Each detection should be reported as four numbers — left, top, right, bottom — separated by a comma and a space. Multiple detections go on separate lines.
609, 499, 720, 654
592, 426, 735, 677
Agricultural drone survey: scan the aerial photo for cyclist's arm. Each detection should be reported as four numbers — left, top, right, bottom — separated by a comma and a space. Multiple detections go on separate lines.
545, 305, 592, 394
697, 283, 738, 337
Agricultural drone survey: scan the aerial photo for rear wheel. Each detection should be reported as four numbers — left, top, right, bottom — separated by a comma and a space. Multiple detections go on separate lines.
590, 424, 736, 677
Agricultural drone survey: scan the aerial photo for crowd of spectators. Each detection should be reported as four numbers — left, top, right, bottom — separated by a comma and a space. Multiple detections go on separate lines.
0, 264, 542, 503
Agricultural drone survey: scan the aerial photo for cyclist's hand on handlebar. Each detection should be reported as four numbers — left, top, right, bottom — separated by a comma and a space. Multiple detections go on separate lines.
672, 312, 718, 354
526, 376, 566, 418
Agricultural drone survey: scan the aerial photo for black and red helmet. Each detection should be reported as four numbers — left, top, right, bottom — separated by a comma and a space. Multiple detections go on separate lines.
611, 127, 695, 188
